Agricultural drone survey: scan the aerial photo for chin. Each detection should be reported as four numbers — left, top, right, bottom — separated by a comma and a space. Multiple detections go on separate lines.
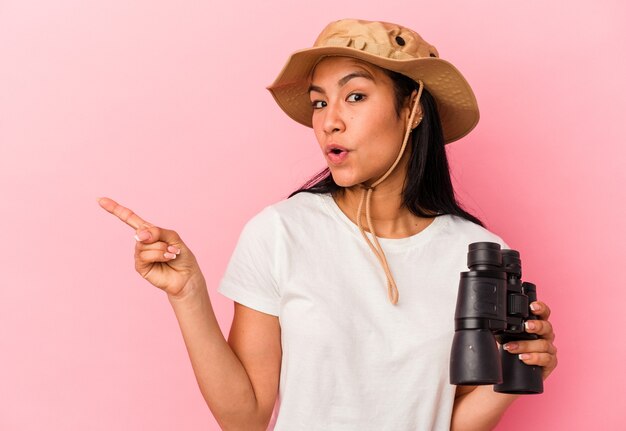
332, 178, 353, 188
330, 167, 380, 189
329, 171, 357, 188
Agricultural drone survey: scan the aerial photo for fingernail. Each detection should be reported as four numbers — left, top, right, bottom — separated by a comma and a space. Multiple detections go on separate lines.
135, 231, 150, 241
519, 354, 530, 360
167, 245, 180, 254
504, 343, 518, 351
164, 252, 176, 259
530, 303, 539, 311
525, 321, 536, 331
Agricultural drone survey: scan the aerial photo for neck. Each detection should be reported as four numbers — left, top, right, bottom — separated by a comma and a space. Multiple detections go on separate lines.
333, 172, 434, 239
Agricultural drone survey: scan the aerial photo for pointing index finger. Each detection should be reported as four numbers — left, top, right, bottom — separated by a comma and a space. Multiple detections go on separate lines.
97, 197, 153, 230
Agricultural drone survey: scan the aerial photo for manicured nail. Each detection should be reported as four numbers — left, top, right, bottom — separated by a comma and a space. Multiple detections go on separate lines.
164, 252, 176, 259
135, 231, 150, 241
504, 343, 518, 351
167, 245, 180, 254
518, 354, 530, 360
525, 321, 536, 331
530, 303, 539, 311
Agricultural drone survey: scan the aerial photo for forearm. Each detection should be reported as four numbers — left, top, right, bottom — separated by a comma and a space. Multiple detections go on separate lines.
451, 385, 519, 431
167, 274, 265, 430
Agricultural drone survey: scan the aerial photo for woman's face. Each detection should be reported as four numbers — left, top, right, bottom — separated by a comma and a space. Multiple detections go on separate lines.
309, 56, 413, 188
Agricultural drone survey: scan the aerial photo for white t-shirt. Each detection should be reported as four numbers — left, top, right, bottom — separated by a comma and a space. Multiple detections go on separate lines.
218, 192, 508, 430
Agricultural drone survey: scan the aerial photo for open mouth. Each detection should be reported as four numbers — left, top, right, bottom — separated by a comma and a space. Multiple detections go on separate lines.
327, 147, 349, 164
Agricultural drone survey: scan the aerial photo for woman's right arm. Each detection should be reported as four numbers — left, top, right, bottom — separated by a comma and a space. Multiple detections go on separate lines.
97, 197, 280, 431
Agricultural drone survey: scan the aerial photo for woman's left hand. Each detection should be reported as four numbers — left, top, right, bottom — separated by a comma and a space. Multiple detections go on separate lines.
502, 301, 558, 381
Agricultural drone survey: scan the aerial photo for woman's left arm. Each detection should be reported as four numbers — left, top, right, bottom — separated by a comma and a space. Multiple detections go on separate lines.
450, 301, 558, 431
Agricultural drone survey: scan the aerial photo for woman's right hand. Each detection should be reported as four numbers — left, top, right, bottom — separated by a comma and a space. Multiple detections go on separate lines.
97, 197, 202, 297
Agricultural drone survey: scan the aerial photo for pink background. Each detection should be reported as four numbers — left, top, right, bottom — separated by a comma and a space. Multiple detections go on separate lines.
1, 0, 624, 429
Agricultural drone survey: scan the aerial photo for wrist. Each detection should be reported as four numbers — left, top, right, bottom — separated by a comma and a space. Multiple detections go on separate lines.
167, 272, 207, 303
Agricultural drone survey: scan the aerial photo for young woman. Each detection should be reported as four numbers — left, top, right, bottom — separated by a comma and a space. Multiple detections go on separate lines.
98, 19, 557, 430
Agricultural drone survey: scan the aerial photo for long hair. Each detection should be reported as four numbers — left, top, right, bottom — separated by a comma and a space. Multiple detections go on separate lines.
288, 69, 484, 227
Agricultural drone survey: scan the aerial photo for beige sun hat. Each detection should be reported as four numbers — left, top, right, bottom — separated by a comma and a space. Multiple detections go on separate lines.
267, 18, 480, 144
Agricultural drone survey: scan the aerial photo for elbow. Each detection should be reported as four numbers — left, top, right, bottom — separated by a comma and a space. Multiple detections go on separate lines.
220, 419, 269, 431
215, 407, 272, 431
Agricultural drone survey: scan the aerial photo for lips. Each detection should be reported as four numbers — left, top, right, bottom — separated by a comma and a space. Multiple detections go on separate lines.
325, 144, 350, 155
325, 144, 350, 164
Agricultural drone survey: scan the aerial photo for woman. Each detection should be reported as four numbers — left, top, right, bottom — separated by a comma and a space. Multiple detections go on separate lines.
98, 19, 557, 430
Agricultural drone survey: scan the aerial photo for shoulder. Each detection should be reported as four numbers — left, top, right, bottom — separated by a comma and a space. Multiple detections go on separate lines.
243, 191, 330, 234
252, 192, 330, 223
271, 191, 327, 216
439, 214, 510, 249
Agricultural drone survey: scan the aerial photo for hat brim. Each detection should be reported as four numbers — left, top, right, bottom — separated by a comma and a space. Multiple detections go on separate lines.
267, 46, 479, 144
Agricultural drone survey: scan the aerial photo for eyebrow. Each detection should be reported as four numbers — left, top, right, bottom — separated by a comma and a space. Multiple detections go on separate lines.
308, 71, 375, 94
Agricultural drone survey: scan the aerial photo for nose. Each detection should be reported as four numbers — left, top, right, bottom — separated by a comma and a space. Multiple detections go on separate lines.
321, 100, 345, 135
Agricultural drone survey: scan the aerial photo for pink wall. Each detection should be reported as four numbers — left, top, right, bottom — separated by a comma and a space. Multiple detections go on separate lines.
1, 1, 624, 429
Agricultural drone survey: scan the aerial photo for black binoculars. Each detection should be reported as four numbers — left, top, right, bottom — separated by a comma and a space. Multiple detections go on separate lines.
449, 242, 543, 394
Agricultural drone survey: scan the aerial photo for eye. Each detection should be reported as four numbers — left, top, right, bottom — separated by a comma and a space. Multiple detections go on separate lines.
346, 93, 365, 103
311, 100, 327, 109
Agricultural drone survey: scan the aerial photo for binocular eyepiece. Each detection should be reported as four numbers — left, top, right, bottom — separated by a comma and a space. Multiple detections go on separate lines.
449, 242, 543, 394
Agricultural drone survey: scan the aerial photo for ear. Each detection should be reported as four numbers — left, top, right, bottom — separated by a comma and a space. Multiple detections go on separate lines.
404, 90, 424, 129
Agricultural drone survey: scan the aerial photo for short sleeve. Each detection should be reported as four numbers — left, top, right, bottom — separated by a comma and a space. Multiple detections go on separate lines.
217, 207, 281, 316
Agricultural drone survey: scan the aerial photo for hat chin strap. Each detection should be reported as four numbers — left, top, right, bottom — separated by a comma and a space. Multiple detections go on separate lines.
355, 80, 424, 305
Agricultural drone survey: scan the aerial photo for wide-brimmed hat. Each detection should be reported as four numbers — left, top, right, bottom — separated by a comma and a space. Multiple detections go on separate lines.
267, 18, 480, 144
